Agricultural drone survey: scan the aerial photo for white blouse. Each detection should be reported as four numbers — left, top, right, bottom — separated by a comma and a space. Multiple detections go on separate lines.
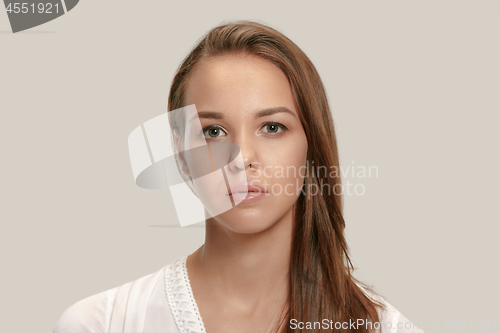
52, 256, 425, 333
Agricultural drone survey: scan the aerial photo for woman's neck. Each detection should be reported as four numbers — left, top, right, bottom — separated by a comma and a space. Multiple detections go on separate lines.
187, 206, 293, 315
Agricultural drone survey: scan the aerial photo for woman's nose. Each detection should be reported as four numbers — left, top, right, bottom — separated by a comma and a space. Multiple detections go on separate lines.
228, 135, 258, 173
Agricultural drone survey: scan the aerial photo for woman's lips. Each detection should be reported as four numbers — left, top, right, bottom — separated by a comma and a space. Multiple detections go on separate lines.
226, 182, 268, 204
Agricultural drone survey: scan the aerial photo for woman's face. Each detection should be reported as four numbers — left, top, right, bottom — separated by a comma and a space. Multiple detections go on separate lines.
183, 53, 308, 234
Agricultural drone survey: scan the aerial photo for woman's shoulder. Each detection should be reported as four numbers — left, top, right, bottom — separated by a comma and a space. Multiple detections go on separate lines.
52, 285, 118, 333
354, 280, 426, 333
52, 261, 178, 333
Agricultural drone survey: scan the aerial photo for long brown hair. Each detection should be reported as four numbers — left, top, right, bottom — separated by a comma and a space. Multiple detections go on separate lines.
167, 20, 385, 333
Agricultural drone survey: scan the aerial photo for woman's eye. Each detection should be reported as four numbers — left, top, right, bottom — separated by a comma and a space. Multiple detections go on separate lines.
261, 122, 288, 135
201, 126, 227, 138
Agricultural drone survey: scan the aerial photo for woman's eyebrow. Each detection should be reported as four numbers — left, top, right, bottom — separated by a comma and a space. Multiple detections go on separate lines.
254, 107, 297, 119
190, 111, 223, 123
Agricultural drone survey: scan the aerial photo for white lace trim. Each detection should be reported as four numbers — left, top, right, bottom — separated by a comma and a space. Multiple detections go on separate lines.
164, 256, 207, 333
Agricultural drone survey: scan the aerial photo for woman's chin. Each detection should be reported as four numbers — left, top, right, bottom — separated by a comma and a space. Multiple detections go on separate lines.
211, 211, 280, 235
205, 195, 296, 234
225, 222, 274, 234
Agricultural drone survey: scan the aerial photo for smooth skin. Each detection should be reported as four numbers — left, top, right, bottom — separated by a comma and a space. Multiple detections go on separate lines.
184, 53, 308, 333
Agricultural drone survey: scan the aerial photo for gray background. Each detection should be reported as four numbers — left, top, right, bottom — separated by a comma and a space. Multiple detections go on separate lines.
1, 0, 498, 332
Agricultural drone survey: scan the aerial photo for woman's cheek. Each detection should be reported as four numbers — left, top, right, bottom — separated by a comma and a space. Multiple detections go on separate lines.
274, 154, 307, 198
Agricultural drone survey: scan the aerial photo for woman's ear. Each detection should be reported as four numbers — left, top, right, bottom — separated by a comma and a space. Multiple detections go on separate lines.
173, 129, 192, 178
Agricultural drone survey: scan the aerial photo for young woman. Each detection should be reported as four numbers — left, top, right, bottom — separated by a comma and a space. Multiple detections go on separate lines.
53, 21, 424, 333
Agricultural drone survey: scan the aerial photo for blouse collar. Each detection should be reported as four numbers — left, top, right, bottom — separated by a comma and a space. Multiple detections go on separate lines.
164, 256, 207, 333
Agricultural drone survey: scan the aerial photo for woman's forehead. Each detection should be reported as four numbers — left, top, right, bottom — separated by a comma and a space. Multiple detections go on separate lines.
184, 54, 298, 118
